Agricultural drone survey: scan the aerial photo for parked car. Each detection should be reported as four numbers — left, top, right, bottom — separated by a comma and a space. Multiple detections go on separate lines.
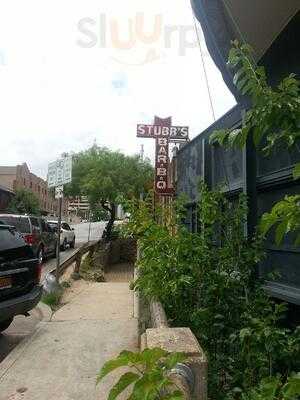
0, 224, 42, 332
0, 214, 57, 264
47, 221, 75, 251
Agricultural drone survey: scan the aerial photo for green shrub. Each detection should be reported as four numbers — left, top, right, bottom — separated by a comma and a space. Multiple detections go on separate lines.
42, 290, 63, 310
124, 184, 300, 399
97, 348, 186, 400
241, 374, 300, 400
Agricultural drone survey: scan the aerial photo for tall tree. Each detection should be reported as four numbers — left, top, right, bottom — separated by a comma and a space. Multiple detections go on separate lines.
8, 188, 40, 215
65, 145, 154, 241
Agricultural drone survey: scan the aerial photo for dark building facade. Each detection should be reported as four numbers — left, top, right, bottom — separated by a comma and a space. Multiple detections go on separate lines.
176, 3, 300, 304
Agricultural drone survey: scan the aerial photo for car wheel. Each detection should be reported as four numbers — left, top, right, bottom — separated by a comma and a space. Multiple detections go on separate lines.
70, 238, 75, 249
37, 247, 44, 265
0, 318, 13, 333
61, 239, 67, 251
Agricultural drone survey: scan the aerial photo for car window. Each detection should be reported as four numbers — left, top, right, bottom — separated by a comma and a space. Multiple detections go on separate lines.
0, 228, 26, 251
30, 217, 40, 230
62, 223, 70, 231
0, 216, 30, 233
41, 219, 48, 232
47, 223, 55, 233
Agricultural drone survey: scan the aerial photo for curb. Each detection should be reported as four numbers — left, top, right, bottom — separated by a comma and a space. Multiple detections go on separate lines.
0, 304, 52, 380
0, 325, 43, 381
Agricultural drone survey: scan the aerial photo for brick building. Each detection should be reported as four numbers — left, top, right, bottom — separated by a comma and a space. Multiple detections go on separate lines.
0, 163, 67, 216
0, 184, 15, 212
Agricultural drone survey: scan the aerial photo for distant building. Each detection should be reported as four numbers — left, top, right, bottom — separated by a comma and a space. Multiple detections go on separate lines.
0, 163, 67, 216
0, 184, 15, 212
67, 196, 90, 220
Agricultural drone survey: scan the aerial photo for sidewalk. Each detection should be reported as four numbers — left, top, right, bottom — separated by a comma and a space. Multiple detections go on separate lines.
0, 282, 138, 400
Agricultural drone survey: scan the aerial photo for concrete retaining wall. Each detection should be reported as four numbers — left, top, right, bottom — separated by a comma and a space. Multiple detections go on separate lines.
134, 251, 208, 400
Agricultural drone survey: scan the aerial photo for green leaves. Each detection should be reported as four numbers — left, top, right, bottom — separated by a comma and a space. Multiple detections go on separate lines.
209, 127, 248, 149
282, 374, 300, 400
108, 372, 140, 400
97, 352, 136, 384
140, 348, 169, 370
260, 195, 300, 245
160, 391, 184, 400
97, 348, 186, 400
212, 40, 300, 153
293, 163, 300, 180
163, 352, 186, 369
210, 41, 300, 245
242, 374, 300, 400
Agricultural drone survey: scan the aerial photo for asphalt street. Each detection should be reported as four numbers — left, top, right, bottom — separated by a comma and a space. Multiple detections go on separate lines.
0, 221, 106, 364
71, 221, 106, 244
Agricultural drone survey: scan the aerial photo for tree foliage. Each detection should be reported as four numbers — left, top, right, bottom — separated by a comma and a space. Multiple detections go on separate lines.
209, 41, 300, 244
65, 145, 154, 240
7, 188, 40, 215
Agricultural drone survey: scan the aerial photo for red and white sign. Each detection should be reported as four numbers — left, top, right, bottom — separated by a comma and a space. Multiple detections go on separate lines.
137, 116, 189, 195
137, 124, 189, 140
155, 137, 169, 194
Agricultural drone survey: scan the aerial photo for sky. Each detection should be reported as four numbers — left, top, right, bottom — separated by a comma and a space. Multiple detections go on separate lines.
0, 0, 236, 179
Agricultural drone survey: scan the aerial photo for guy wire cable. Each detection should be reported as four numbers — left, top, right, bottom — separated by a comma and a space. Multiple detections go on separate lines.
192, 9, 231, 191
193, 14, 216, 123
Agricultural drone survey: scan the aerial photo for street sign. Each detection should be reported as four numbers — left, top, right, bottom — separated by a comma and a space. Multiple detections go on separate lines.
55, 185, 64, 199
47, 156, 72, 188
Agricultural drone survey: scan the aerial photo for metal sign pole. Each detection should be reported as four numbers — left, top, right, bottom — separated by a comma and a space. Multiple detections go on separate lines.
88, 210, 92, 242
56, 191, 63, 284
48, 154, 72, 285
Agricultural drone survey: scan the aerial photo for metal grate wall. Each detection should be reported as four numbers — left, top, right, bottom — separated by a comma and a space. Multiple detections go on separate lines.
175, 105, 300, 305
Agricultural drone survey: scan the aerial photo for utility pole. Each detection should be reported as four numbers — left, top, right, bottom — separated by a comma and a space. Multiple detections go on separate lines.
140, 144, 145, 201
140, 144, 144, 161
88, 209, 92, 242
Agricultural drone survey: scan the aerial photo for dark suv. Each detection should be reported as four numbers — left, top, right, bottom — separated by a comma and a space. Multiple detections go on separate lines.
0, 225, 42, 332
0, 214, 57, 264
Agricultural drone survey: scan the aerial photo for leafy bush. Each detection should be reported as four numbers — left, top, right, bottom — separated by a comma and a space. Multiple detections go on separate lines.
42, 290, 63, 310
241, 374, 300, 400
124, 184, 300, 399
97, 348, 186, 400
